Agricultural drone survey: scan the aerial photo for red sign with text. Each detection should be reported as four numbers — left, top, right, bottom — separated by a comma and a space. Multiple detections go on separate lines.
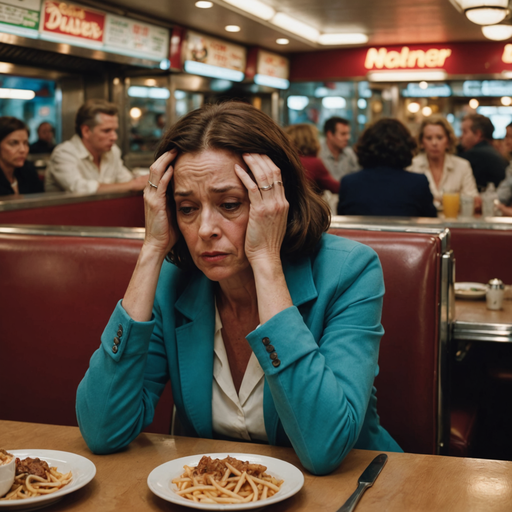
290, 42, 512, 81
42, 1, 105, 43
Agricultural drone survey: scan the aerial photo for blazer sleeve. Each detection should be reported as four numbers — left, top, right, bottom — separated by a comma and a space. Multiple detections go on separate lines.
76, 300, 169, 454
246, 243, 385, 475
459, 159, 479, 198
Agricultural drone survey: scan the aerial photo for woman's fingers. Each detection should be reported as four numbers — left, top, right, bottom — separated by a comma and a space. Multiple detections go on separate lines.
148, 149, 177, 186
240, 153, 285, 200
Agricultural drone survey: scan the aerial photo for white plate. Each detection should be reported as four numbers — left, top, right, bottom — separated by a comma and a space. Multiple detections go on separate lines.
455, 282, 487, 299
0, 450, 96, 511
147, 453, 304, 510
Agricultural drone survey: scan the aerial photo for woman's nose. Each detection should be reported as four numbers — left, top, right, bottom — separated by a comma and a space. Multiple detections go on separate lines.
198, 209, 221, 239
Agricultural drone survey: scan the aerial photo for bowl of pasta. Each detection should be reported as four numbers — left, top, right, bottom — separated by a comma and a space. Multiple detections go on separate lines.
0, 451, 15, 499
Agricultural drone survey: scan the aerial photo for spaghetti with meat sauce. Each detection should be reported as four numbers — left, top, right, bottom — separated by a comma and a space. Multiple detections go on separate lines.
0, 455, 72, 500
172, 455, 284, 504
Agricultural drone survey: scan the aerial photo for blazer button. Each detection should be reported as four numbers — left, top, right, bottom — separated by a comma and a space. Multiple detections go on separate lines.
262, 337, 270, 346
272, 359, 281, 368
112, 345, 118, 354
266, 344, 275, 353
114, 337, 121, 345
270, 351, 278, 360
117, 325, 123, 336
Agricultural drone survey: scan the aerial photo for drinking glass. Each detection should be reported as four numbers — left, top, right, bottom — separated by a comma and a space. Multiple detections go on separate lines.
442, 189, 460, 219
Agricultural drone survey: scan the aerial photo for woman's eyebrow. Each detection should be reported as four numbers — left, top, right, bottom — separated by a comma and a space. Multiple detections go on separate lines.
174, 185, 242, 197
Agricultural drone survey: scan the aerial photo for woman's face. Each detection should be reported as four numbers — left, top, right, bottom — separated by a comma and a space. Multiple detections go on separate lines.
421, 124, 449, 158
0, 129, 29, 170
173, 149, 252, 285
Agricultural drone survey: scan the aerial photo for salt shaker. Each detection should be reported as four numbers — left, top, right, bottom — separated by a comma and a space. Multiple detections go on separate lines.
486, 278, 505, 310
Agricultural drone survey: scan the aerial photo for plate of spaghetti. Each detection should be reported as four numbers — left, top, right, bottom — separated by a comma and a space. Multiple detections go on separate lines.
147, 453, 304, 510
0, 450, 96, 511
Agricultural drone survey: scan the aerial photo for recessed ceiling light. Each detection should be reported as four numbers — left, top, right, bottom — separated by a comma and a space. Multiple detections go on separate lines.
318, 33, 368, 45
225, 25, 241, 32
195, 1, 213, 8
482, 24, 512, 40
276, 38, 289, 45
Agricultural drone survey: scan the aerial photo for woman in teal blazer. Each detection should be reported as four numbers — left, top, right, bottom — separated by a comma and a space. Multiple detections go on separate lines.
76, 103, 401, 476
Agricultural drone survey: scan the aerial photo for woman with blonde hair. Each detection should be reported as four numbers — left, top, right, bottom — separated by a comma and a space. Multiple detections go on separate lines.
285, 123, 339, 194
409, 115, 478, 206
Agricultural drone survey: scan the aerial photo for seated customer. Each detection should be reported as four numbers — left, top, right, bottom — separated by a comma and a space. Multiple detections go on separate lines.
497, 174, 512, 215
76, 102, 401, 476
45, 99, 147, 194
409, 116, 479, 207
337, 118, 437, 218
29, 121, 55, 154
0, 117, 44, 196
285, 123, 339, 194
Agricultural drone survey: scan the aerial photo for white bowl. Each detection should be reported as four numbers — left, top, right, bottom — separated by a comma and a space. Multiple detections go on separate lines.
0, 453, 15, 498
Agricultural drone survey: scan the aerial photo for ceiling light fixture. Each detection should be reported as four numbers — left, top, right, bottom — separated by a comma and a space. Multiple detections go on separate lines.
482, 24, 512, 39
452, 0, 509, 26
469, 98, 480, 108
225, 25, 241, 32
222, 0, 275, 21
271, 13, 320, 43
0, 88, 35, 99
276, 38, 289, 45
367, 70, 448, 82
318, 33, 368, 45
195, 1, 213, 8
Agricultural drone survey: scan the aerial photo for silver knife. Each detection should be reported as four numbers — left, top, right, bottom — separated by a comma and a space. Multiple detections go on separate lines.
336, 453, 388, 512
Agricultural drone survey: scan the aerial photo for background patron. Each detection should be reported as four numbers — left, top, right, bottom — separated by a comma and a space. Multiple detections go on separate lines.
45, 99, 147, 194
29, 121, 55, 154
0, 116, 44, 196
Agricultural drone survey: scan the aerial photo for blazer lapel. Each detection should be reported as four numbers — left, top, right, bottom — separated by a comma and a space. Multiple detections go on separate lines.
175, 272, 216, 439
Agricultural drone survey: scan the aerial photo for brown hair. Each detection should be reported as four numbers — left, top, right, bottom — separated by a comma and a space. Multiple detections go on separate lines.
156, 102, 331, 270
355, 118, 416, 169
285, 123, 320, 157
0, 117, 28, 143
418, 115, 457, 154
462, 113, 495, 141
75, 99, 118, 137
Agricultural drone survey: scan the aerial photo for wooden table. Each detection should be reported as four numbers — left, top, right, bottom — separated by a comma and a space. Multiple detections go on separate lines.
454, 299, 512, 342
3, 421, 512, 511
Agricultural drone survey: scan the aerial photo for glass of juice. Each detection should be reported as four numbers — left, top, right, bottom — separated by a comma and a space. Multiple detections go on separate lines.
442, 189, 460, 218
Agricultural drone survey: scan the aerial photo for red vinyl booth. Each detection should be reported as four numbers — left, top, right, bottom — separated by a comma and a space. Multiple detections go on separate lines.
1, 223, 467, 456
0, 227, 172, 435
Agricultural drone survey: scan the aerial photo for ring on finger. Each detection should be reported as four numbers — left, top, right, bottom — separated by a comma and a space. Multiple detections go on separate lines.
259, 182, 274, 191
148, 180, 159, 189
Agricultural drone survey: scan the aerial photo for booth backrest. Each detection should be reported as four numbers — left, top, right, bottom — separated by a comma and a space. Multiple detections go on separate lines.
329, 226, 451, 455
450, 228, 512, 284
0, 194, 145, 227
0, 229, 172, 434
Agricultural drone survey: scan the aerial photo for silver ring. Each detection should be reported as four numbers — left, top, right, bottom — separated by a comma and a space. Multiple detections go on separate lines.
148, 180, 158, 189
259, 182, 274, 191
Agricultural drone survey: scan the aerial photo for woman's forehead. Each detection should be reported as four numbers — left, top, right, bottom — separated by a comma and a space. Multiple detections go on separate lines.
174, 149, 246, 178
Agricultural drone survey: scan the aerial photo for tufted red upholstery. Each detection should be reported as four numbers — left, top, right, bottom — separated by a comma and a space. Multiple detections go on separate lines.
329, 228, 443, 455
450, 228, 512, 284
0, 194, 145, 227
0, 232, 173, 434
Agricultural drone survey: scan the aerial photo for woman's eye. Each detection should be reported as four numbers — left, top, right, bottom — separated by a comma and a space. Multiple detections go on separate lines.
222, 202, 241, 211
178, 206, 195, 215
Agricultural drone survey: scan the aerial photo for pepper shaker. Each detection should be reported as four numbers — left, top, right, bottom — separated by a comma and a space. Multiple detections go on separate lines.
486, 278, 505, 310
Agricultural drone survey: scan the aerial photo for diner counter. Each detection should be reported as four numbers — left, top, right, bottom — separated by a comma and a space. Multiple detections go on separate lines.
331, 215, 512, 231
454, 299, 512, 343
2, 421, 512, 511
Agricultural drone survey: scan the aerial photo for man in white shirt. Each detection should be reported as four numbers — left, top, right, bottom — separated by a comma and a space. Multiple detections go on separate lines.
45, 99, 148, 194
319, 117, 360, 181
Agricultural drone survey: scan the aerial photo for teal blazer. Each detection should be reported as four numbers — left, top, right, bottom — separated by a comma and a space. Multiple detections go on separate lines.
76, 234, 401, 475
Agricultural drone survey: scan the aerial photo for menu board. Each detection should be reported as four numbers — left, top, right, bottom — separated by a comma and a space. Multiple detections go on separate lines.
41, 0, 104, 44
105, 14, 168, 60
0, 0, 40, 36
36, 0, 169, 63
257, 49, 289, 79
184, 30, 246, 72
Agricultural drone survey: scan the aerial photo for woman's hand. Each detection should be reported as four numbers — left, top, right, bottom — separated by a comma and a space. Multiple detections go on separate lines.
234, 154, 289, 267
143, 149, 179, 255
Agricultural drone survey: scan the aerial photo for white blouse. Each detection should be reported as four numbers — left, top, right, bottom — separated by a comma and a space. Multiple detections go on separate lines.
408, 153, 479, 204
211, 304, 267, 442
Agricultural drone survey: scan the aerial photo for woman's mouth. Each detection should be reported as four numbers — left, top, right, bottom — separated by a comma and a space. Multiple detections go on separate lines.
200, 252, 229, 262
